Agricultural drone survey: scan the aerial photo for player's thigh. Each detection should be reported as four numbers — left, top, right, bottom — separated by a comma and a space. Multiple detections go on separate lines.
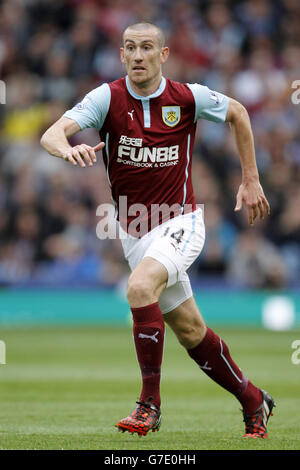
144, 208, 205, 288
158, 271, 192, 314
164, 295, 207, 349
120, 227, 168, 305
128, 256, 168, 299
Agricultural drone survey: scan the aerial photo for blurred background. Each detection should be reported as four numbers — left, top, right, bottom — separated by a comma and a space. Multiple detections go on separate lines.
0, 0, 300, 329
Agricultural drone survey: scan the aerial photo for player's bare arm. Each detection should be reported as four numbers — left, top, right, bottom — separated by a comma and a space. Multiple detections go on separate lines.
40, 116, 104, 168
226, 98, 270, 226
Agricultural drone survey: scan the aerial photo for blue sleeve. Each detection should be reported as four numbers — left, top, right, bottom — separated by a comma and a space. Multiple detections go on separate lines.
63, 83, 111, 130
187, 83, 229, 123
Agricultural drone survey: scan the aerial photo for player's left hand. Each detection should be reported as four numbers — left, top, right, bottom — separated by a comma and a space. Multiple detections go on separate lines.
234, 179, 270, 226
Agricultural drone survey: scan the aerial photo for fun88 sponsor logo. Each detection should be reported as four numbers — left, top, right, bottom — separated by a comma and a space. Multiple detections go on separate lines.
117, 142, 179, 168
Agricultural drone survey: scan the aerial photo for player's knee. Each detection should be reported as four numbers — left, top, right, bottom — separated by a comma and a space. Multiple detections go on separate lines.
176, 323, 206, 349
127, 275, 154, 306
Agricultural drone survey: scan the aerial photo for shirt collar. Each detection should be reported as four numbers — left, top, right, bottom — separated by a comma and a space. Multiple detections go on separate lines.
125, 75, 166, 100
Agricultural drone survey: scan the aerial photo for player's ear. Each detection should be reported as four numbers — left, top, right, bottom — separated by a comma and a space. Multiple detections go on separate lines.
160, 47, 169, 65
120, 47, 126, 64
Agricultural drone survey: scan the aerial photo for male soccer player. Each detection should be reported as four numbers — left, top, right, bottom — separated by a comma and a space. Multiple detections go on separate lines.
40, 22, 275, 439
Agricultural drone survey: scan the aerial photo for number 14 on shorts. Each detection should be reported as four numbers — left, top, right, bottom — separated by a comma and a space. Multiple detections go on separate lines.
163, 227, 185, 245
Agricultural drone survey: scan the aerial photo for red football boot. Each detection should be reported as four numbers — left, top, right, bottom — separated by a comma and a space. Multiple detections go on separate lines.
242, 389, 275, 439
117, 398, 161, 437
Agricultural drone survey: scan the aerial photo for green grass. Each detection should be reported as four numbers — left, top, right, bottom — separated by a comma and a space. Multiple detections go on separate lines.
0, 325, 299, 450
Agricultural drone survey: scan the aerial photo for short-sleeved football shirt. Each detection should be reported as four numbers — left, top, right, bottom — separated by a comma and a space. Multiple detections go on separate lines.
64, 76, 229, 235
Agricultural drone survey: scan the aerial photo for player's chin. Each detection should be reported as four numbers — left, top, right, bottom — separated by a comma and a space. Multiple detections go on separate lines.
130, 70, 147, 80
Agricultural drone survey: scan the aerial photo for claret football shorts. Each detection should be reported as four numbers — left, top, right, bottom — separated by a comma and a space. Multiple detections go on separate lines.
119, 207, 205, 314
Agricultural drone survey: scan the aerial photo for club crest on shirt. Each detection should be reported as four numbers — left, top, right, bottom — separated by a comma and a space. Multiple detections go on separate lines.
162, 106, 181, 127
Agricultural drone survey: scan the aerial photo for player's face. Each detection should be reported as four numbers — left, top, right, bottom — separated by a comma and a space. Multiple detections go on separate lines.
120, 29, 169, 89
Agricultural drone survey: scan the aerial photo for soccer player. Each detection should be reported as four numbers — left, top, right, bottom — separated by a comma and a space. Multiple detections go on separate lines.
40, 22, 275, 439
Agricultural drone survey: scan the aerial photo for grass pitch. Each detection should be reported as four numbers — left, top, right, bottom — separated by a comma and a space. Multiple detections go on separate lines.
0, 325, 299, 450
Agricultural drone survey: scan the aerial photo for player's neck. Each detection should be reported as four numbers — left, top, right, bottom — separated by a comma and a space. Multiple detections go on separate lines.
128, 74, 163, 97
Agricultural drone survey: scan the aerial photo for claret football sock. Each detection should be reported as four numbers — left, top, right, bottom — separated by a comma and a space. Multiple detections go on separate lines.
187, 327, 262, 414
131, 302, 165, 409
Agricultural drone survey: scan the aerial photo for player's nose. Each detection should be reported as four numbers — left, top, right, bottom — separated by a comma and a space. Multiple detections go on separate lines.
133, 47, 143, 61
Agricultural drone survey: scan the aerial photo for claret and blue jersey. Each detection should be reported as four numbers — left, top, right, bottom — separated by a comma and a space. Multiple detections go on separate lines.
64, 76, 229, 233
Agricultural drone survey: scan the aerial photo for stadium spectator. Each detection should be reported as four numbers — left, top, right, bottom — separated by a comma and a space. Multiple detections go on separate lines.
226, 228, 288, 289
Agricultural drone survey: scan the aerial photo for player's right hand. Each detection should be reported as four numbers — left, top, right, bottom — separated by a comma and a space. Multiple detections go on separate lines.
62, 142, 105, 167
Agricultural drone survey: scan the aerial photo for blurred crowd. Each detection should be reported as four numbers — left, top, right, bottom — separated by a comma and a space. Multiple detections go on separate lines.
0, 0, 300, 289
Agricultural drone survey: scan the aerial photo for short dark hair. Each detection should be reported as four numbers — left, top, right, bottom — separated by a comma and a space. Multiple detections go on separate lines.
123, 22, 165, 48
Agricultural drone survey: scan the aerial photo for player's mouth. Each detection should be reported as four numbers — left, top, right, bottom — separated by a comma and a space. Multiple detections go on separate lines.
132, 66, 146, 72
